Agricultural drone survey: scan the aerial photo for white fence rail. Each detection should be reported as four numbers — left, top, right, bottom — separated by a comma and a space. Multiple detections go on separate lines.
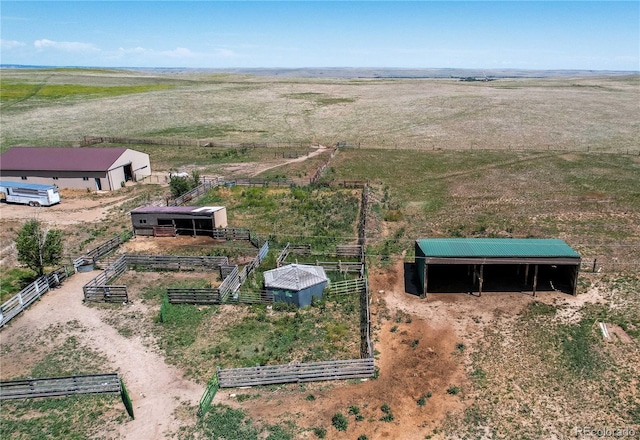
0, 267, 70, 327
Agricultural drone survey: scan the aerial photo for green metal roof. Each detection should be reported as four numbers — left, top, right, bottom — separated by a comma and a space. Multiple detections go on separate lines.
416, 238, 580, 259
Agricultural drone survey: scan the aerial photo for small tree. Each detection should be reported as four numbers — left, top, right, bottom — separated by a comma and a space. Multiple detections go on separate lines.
15, 219, 63, 276
190, 170, 201, 188
169, 175, 191, 198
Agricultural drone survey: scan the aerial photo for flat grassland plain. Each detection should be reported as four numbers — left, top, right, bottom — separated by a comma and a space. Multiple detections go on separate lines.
0, 69, 639, 440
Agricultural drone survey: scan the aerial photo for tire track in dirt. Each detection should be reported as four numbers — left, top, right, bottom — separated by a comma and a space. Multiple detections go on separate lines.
0, 271, 202, 440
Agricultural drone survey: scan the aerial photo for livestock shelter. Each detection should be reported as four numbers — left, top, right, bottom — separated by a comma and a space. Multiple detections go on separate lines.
130, 206, 228, 237
415, 238, 581, 297
264, 264, 329, 308
0, 147, 151, 191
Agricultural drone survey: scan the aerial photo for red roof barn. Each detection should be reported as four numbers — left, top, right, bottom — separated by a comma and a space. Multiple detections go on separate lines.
0, 147, 151, 191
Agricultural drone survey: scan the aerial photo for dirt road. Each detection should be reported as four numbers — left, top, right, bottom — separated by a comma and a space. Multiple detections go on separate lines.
0, 271, 202, 440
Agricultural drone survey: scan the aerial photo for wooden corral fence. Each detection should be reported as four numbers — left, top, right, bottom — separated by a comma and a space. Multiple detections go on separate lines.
169, 242, 269, 305
168, 288, 275, 306
167, 289, 222, 304
339, 180, 368, 188
276, 243, 291, 267
153, 225, 176, 237
73, 232, 132, 270
83, 136, 315, 149
168, 178, 223, 206
0, 374, 121, 400
310, 146, 338, 184
229, 289, 274, 305
219, 264, 237, 278
85, 254, 228, 303
314, 261, 365, 275
224, 177, 294, 188
82, 255, 128, 302
83, 136, 201, 147
236, 241, 269, 288
360, 275, 373, 358
0, 266, 71, 327
290, 244, 312, 255
336, 245, 363, 259
217, 358, 375, 388
212, 228, 251, 241
126, 255, 228, 271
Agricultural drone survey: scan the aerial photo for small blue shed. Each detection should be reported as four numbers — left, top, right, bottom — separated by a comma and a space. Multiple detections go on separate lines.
264, 264, 329, 308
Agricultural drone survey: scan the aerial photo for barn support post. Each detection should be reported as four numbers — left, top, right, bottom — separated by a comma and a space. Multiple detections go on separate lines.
192, 219, 196, 237
532, 265, 539, 297
423, 263, 428, 299
478, 264, 484, 297
472, 264, 477, 286
572, 265, 579, 296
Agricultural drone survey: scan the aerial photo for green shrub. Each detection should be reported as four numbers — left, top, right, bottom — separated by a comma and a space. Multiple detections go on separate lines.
312, 426, 326, 438
379, 403, 395, 421
331, 413, 348, 431
446, 385, 461, 395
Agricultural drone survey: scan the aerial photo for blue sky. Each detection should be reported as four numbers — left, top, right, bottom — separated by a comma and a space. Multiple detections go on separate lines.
1, 1, 638, 70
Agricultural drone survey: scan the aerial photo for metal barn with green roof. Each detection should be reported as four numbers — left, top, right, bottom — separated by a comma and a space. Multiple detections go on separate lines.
415, 238, 581, 297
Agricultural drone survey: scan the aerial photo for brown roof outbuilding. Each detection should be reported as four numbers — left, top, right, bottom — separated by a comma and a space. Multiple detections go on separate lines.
0, 147, 128, 172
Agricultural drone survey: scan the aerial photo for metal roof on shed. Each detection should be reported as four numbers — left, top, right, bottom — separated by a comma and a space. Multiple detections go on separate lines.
416, 238, 580, 259
131, 206, 224, 215
0, 147, 128, 172
264, 264, 328, 291
0, 181, 57, 191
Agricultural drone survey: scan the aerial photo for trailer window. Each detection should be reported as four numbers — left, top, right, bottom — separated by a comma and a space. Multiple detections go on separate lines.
83, 177, 89, 181
21, 176, 27, 180
53, 177, 59, 180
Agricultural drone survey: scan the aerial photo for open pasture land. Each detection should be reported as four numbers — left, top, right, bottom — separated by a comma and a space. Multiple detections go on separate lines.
1, 69, 638, 152
1, 69, 639, 439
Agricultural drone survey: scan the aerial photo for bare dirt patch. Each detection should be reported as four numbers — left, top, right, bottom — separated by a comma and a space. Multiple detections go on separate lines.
121, 235, 220, 254
605, 323, 634, 344
213, 256, 557, 439
0, 191, 131, 226
222, 144, 330, 178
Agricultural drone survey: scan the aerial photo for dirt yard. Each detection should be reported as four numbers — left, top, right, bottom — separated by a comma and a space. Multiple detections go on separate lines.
0, 271, 203, 440
0, 235, 623, 439
210, 256, 595, 440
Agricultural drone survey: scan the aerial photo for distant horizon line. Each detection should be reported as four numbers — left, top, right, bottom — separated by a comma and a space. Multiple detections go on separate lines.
1, 64, 638, 79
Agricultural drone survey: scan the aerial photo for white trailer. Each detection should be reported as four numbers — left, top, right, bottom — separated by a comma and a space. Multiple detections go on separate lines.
0, 181, 61, 207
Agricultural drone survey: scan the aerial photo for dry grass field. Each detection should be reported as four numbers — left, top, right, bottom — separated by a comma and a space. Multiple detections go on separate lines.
1, 68, 639, 439
1, 69, 638, 153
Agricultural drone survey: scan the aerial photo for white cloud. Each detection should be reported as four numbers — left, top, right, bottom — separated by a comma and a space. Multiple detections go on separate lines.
34, 39, 99, 53
0, 39, 26, 50
112, 46, 196, 59
160, 47, 196, 58
213, 48, 237, 58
